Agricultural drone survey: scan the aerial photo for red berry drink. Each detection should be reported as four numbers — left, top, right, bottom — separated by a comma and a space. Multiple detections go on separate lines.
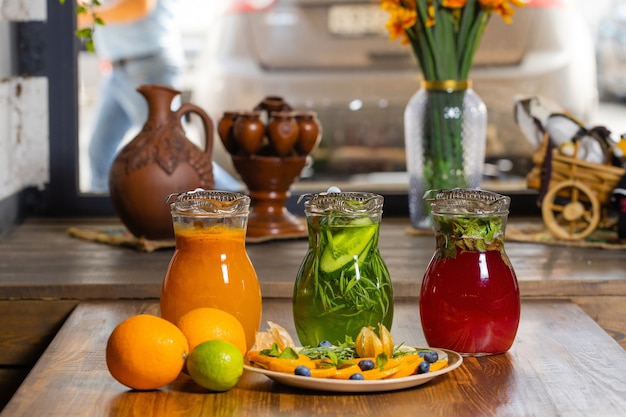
420, 189, 520, 356
420, 248, 520, 355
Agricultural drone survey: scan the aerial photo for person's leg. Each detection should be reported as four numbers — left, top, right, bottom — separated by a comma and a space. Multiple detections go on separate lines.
88, 72, 133, 192
113, 55, 181, 127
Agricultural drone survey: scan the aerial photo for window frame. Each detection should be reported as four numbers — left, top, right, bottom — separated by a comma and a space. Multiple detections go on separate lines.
45, 0, 114, 216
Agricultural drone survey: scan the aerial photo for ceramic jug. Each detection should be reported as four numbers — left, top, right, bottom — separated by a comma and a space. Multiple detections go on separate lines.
109, 84, 215, 240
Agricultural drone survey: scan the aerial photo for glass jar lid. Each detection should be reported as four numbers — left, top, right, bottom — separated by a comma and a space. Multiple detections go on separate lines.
168, 189, 250, 216
424, 188, 510, 216
302, 191, 384, 216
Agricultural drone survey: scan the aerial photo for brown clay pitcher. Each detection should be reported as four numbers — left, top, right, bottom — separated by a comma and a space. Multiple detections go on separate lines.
109, 84, 215, 240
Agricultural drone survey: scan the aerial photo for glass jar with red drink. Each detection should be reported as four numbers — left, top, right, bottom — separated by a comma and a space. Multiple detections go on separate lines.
420, 189, 520, 356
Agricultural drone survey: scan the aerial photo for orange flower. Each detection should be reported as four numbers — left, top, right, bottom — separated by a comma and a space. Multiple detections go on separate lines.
426, 2, 435, 28
381, 0, 402, 7
383, 4, 417, 43
380, 0, 525, 80
442, 0, 467, 8
478, 0, 525, 23
402, 0, 417, 10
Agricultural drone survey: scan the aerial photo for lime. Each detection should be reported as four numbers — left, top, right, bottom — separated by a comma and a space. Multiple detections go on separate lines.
186, 340, 244, 392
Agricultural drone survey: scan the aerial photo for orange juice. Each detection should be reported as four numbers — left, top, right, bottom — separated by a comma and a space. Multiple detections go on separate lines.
161, 225, 261, 350
160, 190, 262, 351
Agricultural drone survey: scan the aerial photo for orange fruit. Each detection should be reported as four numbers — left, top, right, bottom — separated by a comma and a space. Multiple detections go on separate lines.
175, 307, 247, 355
106, 314, 188, 391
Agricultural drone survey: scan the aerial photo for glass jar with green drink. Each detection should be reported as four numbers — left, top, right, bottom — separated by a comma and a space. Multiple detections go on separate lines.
293, 191, 394, 347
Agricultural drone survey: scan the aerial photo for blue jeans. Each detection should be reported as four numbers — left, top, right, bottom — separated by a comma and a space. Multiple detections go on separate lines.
88, 54, 240, 192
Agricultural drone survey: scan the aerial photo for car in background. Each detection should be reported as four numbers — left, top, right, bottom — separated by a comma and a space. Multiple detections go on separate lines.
189, 0, 598, 189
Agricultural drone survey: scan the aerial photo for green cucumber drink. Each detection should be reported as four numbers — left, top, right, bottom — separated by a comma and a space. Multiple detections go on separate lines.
293, 192, 393, 347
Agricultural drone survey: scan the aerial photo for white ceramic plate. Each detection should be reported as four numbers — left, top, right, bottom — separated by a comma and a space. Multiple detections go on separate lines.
244, 347, 463, 393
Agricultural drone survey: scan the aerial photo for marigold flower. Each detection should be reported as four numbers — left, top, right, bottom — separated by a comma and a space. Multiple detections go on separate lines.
478, 0, 523, 23
426, 1, 435, 28
402, 0, 417, 10
381, 0, 402, 8
380, 0, 525, 78
384, 5, 417, 43
442, 0, 467, 8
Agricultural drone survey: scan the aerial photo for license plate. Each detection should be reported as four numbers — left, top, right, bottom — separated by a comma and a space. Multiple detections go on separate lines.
327, 4, 389, 36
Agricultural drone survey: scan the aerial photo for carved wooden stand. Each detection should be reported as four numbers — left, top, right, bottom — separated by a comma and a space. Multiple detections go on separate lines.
232, 155, 307, 239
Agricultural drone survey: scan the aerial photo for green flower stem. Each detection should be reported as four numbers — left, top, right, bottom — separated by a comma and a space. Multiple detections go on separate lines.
459, 11, 489, 78
424, 88, 467, 190
405, 0, 493, 81
415, 0, 438, 79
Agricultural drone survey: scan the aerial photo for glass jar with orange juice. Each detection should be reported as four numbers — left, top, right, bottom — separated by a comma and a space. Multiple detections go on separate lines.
160, 189, 262, 350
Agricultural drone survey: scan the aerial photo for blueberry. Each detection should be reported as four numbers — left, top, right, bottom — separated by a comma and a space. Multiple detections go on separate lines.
417, 361, 430, 374
423, 351, 439, 363
358, 359, 375, 371
349, 373, 365, 380
294, 365, 311, 377
317, 340, 332, 348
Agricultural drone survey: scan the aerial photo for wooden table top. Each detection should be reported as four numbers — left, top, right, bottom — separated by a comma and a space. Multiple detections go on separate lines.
2, 299, 625, 417
1, 218, 625, 300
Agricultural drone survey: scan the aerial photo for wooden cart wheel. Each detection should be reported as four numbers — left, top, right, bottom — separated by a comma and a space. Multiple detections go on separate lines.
541, 180, 601, 240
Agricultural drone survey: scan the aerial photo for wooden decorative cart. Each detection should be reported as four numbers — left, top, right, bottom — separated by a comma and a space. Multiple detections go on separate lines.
527, 133, 625, 240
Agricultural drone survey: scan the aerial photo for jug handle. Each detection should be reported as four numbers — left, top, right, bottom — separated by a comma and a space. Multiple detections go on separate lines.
176, 103, 214, 158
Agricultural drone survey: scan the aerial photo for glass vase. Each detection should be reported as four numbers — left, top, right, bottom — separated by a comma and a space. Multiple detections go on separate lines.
420, 189, 520, 356
293, 192, 394, 347
405, 80, 487, 229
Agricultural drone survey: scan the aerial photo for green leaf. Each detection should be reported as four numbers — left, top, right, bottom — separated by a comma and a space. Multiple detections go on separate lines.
75, 28, 92, 38
260, 343, 281, 357
279, 347, 300, 360
85, 39, 95, 53
376, 352, 388, 370
434, 214, 504, 256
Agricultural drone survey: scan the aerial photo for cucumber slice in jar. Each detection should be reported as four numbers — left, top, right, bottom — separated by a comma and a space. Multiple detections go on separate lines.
320, 217, 376, 274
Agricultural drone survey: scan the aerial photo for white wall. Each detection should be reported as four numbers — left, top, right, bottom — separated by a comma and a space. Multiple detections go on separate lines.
0, 0, 48, 201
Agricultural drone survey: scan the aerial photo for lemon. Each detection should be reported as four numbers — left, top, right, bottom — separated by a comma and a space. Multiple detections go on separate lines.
187, 340, 244, 392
